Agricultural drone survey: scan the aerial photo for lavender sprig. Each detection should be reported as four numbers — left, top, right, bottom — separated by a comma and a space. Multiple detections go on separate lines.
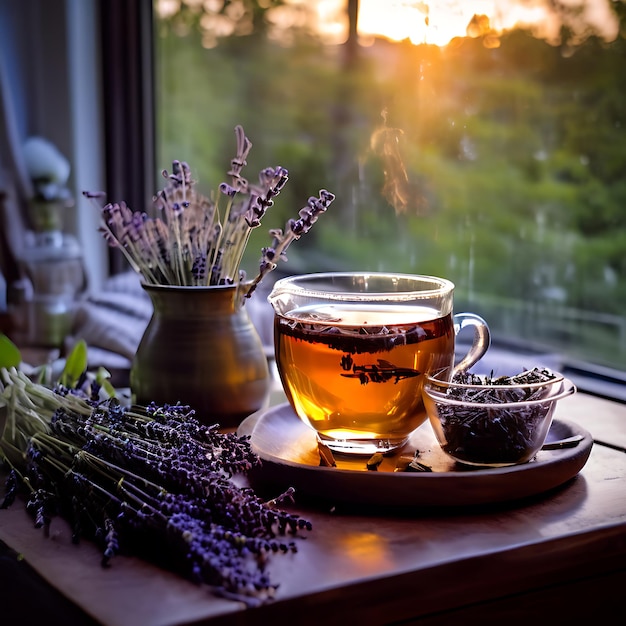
83, 126, 334, 294
245, 189, 335, 298
0, 368, 312, 605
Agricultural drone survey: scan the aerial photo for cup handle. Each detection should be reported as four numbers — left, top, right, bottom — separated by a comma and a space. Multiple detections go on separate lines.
452, 312, 491, 375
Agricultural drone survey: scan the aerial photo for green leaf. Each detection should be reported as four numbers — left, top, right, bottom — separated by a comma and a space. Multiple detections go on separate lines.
59, 340, 88, 388
0, 334, 21, 369
95, 366, 117, 398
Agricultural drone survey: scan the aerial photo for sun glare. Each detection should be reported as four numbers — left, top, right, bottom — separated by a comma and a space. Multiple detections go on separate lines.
341, 0, 619, 47
156, 0, 620, 47
358, 0, 494, 46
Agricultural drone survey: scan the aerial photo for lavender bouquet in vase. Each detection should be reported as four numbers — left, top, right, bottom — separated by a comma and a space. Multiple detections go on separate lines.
85, 125, 335, 427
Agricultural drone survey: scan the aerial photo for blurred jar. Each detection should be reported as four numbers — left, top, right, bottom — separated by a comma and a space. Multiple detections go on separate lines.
20, 228, 86, 348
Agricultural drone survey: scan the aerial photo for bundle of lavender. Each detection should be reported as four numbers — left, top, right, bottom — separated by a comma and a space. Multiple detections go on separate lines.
0, 365, 312, 605
84, 125, 335, 298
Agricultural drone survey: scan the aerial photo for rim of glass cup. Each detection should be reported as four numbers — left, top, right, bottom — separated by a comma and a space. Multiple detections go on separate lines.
423, 377, 576, 409
271, 272, 455, 302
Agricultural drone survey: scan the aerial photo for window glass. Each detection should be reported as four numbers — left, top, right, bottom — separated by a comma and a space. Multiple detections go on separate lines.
154, 0, 626, 372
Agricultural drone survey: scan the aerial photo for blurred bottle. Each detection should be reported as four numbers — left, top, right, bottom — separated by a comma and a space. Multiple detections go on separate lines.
20, 227, 85, 348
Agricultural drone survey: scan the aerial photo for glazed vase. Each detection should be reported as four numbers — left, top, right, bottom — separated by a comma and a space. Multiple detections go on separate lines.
130, 283, 270, 429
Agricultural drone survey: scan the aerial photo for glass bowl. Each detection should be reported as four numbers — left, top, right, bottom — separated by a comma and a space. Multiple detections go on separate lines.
422, 368, 576, 467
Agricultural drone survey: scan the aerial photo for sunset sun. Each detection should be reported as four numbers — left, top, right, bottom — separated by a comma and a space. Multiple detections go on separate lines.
342, 0, 619, 47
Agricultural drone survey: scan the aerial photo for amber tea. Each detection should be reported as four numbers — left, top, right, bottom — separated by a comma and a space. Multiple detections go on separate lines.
268, 272, 490, 455
274, 303, 455, 453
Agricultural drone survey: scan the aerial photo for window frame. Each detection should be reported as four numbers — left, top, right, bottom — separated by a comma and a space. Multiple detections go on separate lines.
99, 0, 156, 275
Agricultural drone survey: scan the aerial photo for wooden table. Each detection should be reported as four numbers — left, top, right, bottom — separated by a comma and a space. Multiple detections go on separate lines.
1, 391, 625, 626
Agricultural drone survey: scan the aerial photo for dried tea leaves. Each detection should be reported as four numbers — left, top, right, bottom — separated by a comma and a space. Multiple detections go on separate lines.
435, 368, 560, 465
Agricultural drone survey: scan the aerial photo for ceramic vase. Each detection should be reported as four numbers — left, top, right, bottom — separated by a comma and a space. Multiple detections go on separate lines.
130, 283, 270, 429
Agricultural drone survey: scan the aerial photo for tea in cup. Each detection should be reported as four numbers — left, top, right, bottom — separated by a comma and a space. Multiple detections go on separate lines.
268, 272, 490, 455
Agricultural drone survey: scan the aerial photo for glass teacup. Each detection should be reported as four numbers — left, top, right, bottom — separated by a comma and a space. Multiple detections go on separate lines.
268, 272, 490, 455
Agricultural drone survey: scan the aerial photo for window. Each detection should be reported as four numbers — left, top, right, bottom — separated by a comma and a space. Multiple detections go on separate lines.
152, 0, 626, 394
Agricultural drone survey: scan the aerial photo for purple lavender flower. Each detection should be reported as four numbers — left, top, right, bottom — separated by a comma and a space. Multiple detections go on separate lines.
219, 182, 238, 197
245, 188, 336, 298
84, 126, 334, 293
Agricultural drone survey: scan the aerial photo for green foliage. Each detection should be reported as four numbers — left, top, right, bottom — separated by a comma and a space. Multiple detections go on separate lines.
0, 334, 21, 369
58, 339, 88, 388
0, 337, 115, 399
154, 7, 626, 369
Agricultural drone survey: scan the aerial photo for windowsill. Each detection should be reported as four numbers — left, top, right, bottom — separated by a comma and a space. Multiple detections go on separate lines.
456, 337, 626, 404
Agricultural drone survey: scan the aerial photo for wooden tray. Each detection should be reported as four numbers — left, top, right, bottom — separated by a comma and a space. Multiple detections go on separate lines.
237, 403, 593, 509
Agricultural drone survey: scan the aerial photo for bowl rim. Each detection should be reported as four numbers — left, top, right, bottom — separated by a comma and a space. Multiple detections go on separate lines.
423, 377, 576, 409
424, 368, 565, 391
